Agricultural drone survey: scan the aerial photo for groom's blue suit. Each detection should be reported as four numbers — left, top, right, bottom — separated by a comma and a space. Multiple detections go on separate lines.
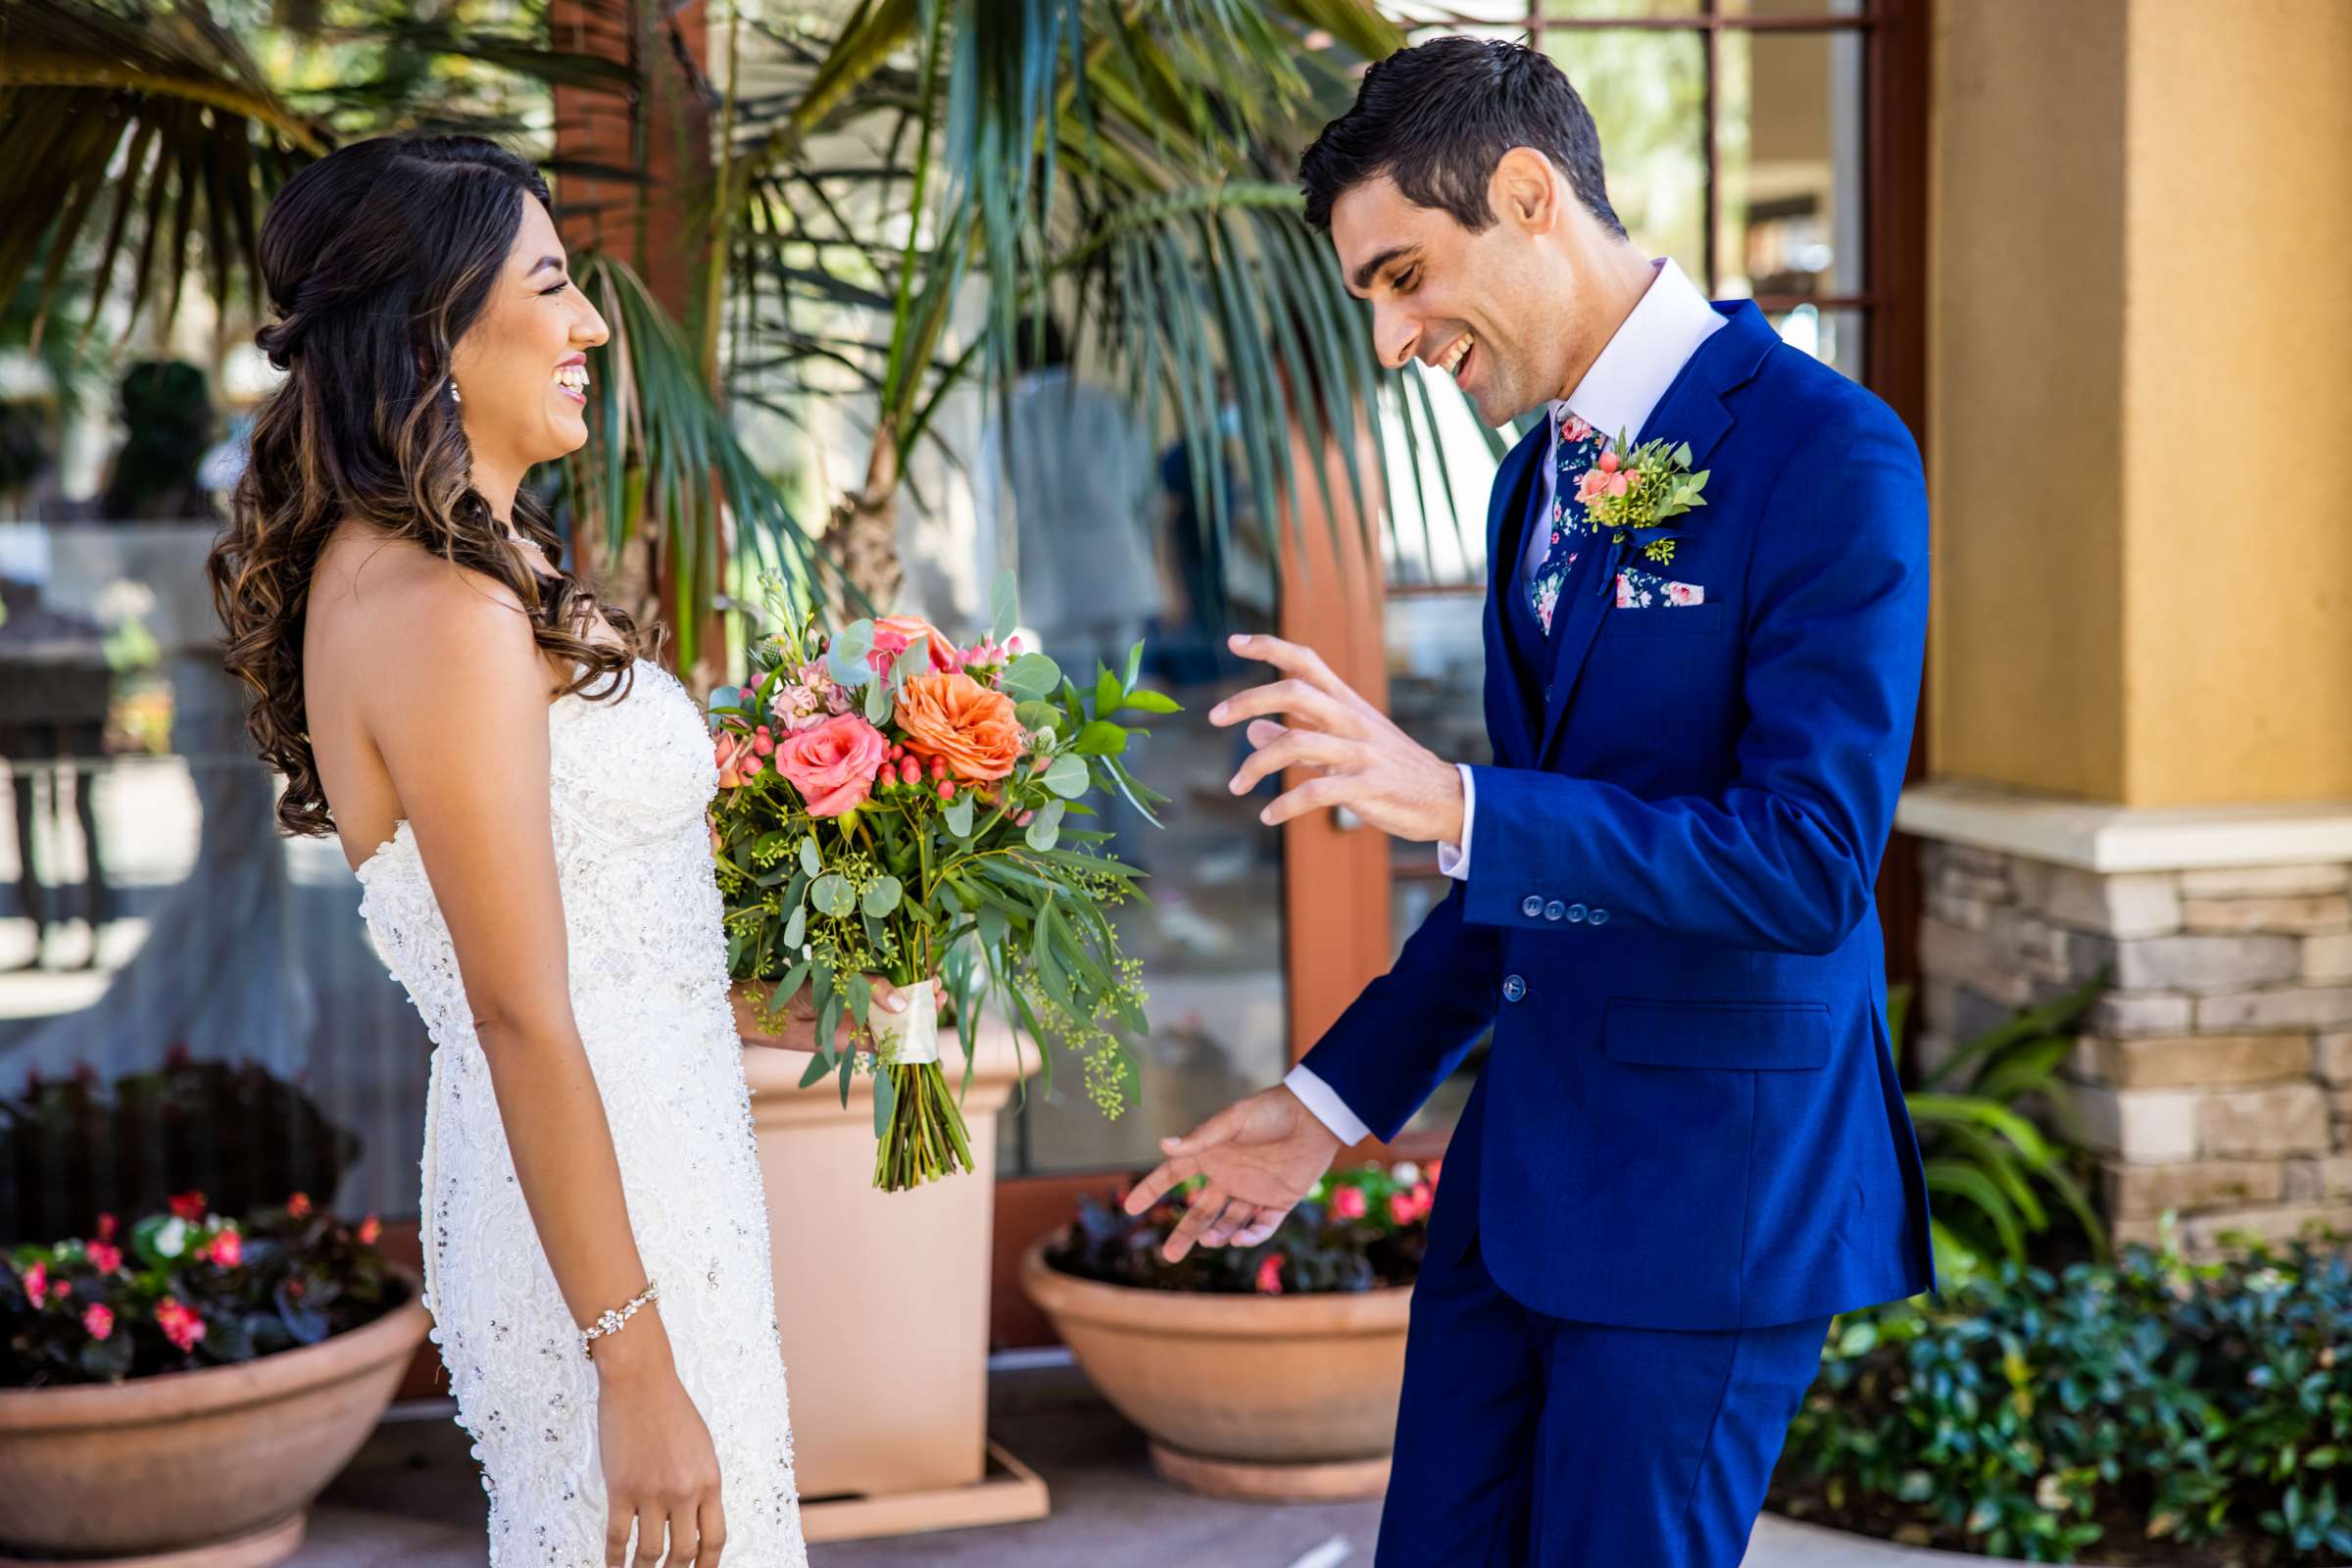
1296, 299, 1935, 1566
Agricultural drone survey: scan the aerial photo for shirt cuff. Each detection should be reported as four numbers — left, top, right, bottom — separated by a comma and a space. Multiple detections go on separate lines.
1284, 1063, 1373, 1147
1436, 762, 1475, 881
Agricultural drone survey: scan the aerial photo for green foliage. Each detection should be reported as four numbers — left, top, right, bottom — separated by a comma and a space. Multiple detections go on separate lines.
1898, 974, 2111, 1277
1785, 1232, 2352, 1564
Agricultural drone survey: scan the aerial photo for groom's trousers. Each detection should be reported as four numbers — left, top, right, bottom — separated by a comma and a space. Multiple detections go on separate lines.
1375, 1222, 1831, 1568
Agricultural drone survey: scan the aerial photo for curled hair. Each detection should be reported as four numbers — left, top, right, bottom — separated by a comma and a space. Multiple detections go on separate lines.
208, 134, 656, 838
1298, 35, 1625, 241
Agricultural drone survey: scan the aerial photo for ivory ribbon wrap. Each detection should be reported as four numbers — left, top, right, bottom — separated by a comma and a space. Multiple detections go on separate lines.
884, 978, 939, 1065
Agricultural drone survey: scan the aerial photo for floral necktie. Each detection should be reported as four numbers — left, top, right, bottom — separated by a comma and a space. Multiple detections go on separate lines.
1526, 408, 1604, 635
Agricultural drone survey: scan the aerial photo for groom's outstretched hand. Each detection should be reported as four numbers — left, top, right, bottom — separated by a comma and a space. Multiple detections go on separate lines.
1211, 633, 1464, 844
1124, 1086, 1343, 1262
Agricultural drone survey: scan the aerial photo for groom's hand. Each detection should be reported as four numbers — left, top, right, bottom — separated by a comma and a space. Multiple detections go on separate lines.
1211, 633, 1464, 844
1124, 1086, 1343, 1262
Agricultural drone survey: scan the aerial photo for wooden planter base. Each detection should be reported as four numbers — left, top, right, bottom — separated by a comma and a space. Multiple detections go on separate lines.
799, 1440, 1050, 1544
0, 1514, 305, 1568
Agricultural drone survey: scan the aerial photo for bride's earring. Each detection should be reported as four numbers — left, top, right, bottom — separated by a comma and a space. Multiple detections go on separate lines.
447, 379, 462, 405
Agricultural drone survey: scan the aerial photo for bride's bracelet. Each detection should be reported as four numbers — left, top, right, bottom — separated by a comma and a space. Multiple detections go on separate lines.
579, 1278, 660, 1361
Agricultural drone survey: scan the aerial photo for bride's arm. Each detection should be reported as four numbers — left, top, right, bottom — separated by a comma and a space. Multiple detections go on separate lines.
368, 566, 724, 1568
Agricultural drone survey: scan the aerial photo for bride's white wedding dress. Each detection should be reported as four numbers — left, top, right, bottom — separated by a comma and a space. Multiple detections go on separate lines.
355, 657, 807, 1564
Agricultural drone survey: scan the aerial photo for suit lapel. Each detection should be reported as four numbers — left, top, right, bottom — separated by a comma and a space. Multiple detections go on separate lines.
1531, 302, 1779, 765
1482, 424, 1547, 765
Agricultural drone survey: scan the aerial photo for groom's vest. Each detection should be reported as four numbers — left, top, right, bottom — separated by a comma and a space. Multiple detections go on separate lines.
1298, 301, 1936, 1332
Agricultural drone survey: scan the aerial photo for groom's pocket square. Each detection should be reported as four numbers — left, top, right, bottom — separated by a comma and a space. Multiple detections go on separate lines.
1613, 568, 1706, 609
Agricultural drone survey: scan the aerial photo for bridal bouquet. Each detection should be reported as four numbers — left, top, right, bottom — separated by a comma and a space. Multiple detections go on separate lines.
709, 573, 1172, 1191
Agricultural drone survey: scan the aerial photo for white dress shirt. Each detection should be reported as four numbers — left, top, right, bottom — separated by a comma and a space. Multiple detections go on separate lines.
1283, 257, 1725, 1148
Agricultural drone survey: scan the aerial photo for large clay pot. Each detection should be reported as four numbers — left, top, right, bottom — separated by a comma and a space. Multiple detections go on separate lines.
734, 984, 1047, 1539
1018, 1237, 1412, 1502
0, 1277, 430, 1564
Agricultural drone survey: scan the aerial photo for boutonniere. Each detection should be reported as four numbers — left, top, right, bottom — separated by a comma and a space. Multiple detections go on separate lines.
1575, 429, 1710, 567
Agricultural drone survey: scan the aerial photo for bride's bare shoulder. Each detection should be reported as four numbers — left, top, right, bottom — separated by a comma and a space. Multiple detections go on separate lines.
313, 523, 535, 659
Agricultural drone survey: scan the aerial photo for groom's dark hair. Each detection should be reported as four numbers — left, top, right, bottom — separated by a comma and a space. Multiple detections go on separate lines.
1298, 35, 1626, 242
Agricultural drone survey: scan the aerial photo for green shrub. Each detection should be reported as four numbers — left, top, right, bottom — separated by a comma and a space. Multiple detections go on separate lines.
1782, 1229, 2352, 1563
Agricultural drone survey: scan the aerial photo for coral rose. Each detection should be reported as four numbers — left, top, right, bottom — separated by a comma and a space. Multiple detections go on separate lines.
895, 672, 1023, 783
773, 713, 889, 817
875, 614, 959, 673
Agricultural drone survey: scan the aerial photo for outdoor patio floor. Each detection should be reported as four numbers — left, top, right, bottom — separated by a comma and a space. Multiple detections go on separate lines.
300, 1353, 1966, 1567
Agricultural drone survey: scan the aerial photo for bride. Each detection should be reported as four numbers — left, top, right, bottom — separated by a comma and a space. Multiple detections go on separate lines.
207, 133, 887, 1565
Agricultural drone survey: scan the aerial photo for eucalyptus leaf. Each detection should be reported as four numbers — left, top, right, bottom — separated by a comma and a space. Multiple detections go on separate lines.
864, 675, 893, 724
827, 620, 876, 687
862, 875, 903, 916
986, 572, 1020, 645
943, 793, 976, 838
873, 1057, 898, 1137
1025, 799, 1066, 852
812, 873, 855, 916
800, 837, 821, 877
798, 1052, 831, 1090
1014, 700, 1058, 732
1003, 653, 1062, 700
1041, 754, 1089, 799
782, 902, 807, 950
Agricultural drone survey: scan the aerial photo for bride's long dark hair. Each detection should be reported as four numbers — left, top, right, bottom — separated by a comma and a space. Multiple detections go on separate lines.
207, 134, 653, 839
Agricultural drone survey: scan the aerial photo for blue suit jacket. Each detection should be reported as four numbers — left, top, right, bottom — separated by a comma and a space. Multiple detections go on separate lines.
1298, 301, 1936, 1331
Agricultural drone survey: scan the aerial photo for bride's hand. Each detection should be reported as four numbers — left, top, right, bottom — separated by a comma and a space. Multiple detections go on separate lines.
744, 975, 938, 1054
592, 1316, 726, 1566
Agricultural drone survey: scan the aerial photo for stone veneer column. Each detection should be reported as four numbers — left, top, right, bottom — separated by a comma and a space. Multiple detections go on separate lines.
1901, 784, 2352, 1252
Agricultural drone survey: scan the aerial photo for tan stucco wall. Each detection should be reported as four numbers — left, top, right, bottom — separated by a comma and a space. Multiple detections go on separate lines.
1928, 0, 2130, 801
1930, 0, 2352, 807
2119, 1, 2352, 805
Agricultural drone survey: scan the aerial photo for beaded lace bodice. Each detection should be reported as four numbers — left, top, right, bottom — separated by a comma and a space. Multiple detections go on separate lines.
355, 659, 806, 1564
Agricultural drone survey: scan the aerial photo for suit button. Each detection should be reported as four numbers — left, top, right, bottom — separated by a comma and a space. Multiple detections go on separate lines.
1502, 974, 1527, 1003
1520, 895, 1544, 918
1589, 906, 1610, 926
1543, 900, 1566, 921
1544, 684, 1554, 702
1566, 903, 1589, 922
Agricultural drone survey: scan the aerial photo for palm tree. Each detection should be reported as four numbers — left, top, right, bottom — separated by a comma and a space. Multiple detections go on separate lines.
2, 0, 1439, 666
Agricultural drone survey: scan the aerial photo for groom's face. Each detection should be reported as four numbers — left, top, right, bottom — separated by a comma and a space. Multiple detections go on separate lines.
1330, 165, 1568, 428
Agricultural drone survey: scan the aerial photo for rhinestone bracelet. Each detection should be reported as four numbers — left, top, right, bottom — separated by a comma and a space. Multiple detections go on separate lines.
580, 1278, 660, 1360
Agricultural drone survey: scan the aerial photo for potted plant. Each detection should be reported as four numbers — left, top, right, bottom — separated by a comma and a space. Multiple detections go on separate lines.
1021, 1159, 1437, 1502
0, 1192, 428, 1564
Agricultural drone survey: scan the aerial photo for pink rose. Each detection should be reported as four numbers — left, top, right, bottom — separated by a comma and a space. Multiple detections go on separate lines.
82, 1302, 114, 1341
772, 713, 888, 817
1253, 1254, 1284, 1296
1331, 1185, 1368, 1220
1604, 469, 1631, 498
1575, 467, 1607, 506
87, 1241, 122, 1274
1561, 414, 1592, 444
1596, 448, 1620, 473
1666, 581, 1703, 606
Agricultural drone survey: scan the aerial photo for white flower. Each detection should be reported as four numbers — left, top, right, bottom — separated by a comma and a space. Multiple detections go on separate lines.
95, 577, 156, 625
1391, 1161, 1421, 1187
155, 1216, 187, 1258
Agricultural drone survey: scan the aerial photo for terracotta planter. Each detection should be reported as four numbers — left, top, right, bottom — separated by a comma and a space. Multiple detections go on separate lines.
734, 984, 1049, 1539
1018, 1238, 1413, 1501
0, 1277, 430, 1564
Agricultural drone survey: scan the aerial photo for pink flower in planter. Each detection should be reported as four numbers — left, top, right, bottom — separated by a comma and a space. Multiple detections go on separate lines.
357, 1214, 382, 1246
156, 1297, 207, 1352
168, 1191, 207, 1222
94, 1212, 118, 1242
1331, 1185, 1368, 1221
1388, 1191, 1419, 1226
1253, 1254, 1284, 1296
82, 1302, 114, 1341
86, 1241, 122, 1275
203, 1227, 244, 1268
22, 1260, 47, 1307
286, 1192, 312, 1219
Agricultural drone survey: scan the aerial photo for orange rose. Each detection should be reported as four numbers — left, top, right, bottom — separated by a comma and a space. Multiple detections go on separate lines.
895, 671, 1022, 783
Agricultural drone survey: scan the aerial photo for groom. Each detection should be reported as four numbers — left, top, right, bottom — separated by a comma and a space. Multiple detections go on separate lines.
1123, 35, 1934, 1567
